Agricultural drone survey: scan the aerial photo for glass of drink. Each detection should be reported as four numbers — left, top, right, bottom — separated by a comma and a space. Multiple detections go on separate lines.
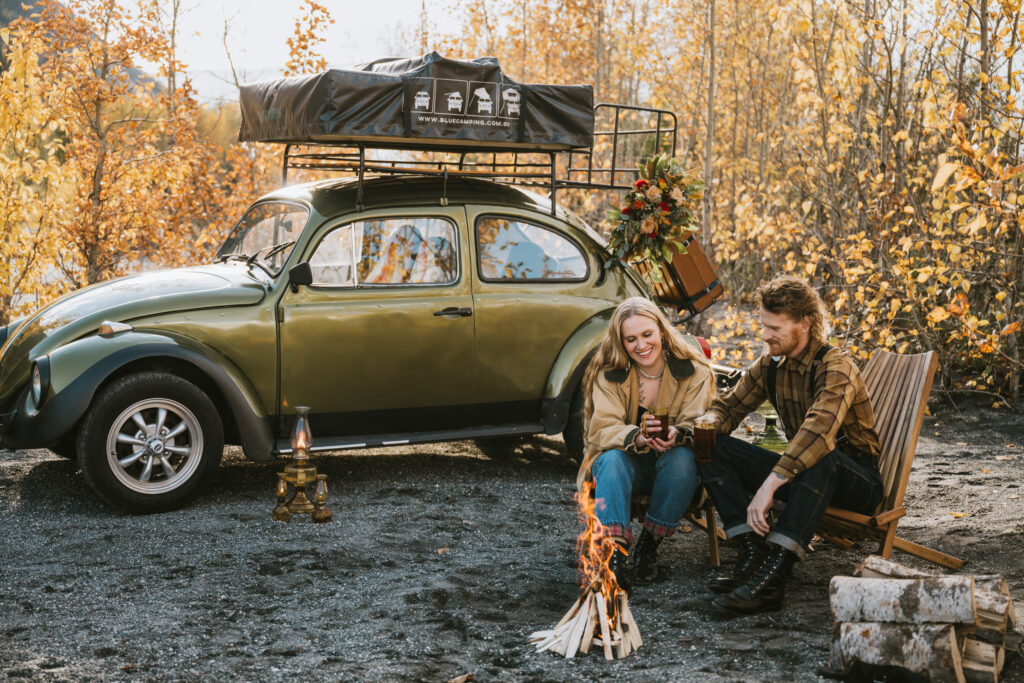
693, 415, 716, 463
643, 404, 671, 440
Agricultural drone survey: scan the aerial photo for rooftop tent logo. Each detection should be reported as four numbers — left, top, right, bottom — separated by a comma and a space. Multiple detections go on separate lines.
435, 79, 467, 114
474, 87, 493, 114
468, 81, 498, 118
502, 88, 521, 116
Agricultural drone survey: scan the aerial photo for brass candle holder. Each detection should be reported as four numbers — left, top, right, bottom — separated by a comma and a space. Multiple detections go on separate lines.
272, 406, 332, 523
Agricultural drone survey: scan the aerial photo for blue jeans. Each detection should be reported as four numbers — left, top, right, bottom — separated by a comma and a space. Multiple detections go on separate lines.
698, 435, 884, 555
591, 446, 700, 542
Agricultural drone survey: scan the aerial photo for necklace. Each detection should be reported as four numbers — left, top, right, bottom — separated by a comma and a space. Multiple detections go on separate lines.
637, 366, 664, 380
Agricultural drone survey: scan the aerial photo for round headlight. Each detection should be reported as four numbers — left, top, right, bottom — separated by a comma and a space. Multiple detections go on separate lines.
31, 363, 42, 407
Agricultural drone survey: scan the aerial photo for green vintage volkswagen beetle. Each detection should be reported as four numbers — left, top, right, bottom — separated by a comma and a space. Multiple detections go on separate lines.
0, 175, 660, 512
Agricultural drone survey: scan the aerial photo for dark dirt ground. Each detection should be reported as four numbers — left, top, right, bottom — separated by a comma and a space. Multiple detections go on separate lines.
1, 397, 1022, 682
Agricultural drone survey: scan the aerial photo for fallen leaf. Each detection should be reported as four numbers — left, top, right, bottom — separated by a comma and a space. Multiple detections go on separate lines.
437, 547, 450, 555
120, 663, 136, 672
950, 512, 971, 518
1010, 495, 1020, 500
678, 524, 693, 533
995, 455, 1014, 461
448, 676, 474, 683
982, 468, 994, 474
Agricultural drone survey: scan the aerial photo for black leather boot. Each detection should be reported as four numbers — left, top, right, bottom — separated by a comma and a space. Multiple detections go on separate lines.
608, 542, 632, 592
632, 529, 663, 584
707, 532, 767, 595
713, 544, 797, 615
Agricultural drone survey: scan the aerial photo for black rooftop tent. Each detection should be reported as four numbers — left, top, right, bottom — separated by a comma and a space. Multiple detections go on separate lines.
237, 53, 679, 213
238, 52, 595, 150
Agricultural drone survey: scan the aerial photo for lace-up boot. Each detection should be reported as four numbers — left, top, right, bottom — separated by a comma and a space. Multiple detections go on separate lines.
713, 544, 797, 614
608, 542, 632, 593
707, 532, 767, 594
632, 529, 663, 584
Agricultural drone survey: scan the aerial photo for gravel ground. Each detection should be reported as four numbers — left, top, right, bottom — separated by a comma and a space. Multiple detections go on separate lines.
1, 399, 1023, 682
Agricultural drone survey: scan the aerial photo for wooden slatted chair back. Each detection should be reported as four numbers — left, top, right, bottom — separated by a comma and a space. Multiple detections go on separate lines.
860, 349, 939, 512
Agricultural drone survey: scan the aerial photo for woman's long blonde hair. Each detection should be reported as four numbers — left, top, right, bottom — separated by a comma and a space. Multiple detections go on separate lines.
582, 297, 715, 426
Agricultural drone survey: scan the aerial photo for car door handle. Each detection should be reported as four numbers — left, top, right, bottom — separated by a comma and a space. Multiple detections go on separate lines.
433, 307, 472, 318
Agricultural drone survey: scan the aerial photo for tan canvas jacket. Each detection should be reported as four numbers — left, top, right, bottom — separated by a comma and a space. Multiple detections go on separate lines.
576, 353, 715, 491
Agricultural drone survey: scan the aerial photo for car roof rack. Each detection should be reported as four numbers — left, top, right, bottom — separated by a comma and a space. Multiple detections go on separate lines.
279, 103, 677, 215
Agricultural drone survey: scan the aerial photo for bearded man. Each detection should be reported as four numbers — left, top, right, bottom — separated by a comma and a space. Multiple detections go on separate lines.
697, 274, 883, 615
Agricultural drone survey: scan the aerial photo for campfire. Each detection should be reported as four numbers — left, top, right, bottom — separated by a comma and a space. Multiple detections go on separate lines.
529, 480, 643, 659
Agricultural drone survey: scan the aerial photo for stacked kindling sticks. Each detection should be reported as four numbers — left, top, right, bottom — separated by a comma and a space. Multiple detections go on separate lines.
529, 581, 642, 660
827, 555, 1018, 683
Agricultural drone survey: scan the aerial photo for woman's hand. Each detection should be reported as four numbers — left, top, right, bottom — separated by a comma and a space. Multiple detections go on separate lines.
634, 432, 649, 451
647, 425, 678, 453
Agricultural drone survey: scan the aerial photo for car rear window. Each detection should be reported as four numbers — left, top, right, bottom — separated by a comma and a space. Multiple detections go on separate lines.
476, 216, 588, 282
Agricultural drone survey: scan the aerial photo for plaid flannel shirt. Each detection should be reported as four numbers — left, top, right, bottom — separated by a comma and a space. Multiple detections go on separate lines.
708, 338, 881, 480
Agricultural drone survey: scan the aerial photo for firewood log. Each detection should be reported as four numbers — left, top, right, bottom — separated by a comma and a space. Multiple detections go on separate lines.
853, 556, 1016, 630
830, 576, 977, 624
595, 594, 614, 661
564, 594, 592, 659
854, 555, 935, 579
831, 622, 966, 683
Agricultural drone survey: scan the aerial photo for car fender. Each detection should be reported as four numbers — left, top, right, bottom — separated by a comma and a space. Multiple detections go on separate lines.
10, 331, 274, 461
540, 309, 613, 433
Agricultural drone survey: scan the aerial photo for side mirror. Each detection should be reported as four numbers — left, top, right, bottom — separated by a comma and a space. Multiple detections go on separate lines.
288, 262, 313, 293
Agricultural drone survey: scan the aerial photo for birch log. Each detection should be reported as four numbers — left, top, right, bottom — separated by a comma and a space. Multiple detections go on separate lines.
853, 555, 1016, 629
854, 555, 935, 579
832, 622, 966, 683
830, 576, 976, 624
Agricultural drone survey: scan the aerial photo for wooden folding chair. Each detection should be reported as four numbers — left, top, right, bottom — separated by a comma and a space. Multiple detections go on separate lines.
818, 349, 964, 570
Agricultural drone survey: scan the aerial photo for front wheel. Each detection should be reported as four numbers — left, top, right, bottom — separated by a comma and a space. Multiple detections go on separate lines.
77, 372, 224, 513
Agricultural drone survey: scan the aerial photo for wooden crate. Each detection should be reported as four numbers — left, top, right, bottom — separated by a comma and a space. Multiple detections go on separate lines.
632, 231, 724, 314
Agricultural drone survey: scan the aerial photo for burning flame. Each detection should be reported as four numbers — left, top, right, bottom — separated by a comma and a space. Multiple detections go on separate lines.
575, 479, 623, 623
295, 429, 309, 452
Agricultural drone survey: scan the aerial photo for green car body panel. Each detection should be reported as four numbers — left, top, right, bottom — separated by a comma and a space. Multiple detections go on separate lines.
0, 175, 651, 510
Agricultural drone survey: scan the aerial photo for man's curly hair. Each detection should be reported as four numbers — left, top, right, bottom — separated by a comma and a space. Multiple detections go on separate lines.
755, 274, 828, 343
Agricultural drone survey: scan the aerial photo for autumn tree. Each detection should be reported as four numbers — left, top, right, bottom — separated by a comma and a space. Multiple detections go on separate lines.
433, 0, 1024, 398
10, 0, 210, 286
0, 26, 64, 324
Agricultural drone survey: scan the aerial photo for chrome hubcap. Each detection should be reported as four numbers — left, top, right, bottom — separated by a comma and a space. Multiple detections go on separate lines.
106, 399, 203, 494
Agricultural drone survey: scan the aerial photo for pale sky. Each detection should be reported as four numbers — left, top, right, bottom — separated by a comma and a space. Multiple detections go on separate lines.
171, 1, 458, 102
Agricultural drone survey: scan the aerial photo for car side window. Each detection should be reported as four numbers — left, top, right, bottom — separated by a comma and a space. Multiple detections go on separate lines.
308, 217, 458, 287
476, 216, 588, 281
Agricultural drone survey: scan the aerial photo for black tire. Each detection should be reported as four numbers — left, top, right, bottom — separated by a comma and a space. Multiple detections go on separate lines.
561, 386, 585, 462
77, 371, 224, 513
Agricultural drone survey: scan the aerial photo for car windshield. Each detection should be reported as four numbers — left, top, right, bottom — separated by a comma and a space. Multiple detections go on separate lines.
217, 202, 309, 276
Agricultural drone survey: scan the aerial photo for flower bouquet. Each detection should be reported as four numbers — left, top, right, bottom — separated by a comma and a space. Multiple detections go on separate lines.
605, 154, 703, 282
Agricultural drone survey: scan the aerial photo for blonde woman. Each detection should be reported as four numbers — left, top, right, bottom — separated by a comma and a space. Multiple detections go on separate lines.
577, 297, 716, 589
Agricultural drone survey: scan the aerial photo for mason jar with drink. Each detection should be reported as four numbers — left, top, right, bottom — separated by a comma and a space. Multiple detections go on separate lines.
693, 415, 717, 463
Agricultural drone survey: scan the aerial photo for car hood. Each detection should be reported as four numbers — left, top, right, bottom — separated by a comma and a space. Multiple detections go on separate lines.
0, 265, 266, 399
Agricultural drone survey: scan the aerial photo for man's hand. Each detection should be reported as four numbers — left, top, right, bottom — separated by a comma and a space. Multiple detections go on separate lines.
747, 473, 789, 536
